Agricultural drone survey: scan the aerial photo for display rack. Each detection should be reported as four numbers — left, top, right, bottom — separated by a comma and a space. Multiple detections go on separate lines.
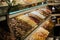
51, 14, 60, 26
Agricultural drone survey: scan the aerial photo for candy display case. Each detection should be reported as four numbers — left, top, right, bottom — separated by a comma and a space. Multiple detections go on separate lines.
0, 0, 56, 40
8, 8, 53, 40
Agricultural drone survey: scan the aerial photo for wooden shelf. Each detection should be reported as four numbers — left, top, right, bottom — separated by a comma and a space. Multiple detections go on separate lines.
48, 3, 60, 5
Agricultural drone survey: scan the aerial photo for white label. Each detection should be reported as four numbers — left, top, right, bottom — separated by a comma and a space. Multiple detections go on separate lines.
31, 11, 46, 19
